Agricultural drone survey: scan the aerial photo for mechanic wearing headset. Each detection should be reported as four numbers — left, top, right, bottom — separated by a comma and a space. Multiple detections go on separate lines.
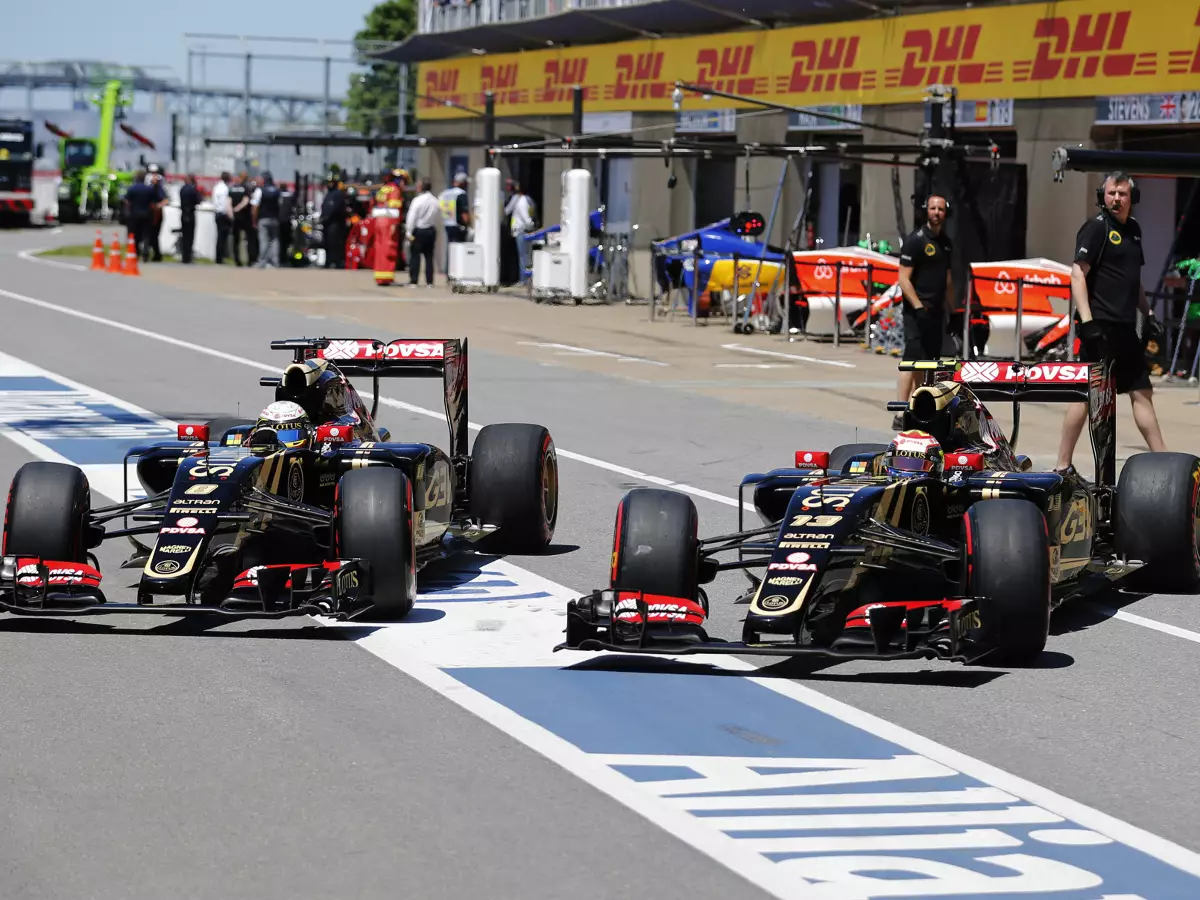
893, 195, 954, 429
1054, 172, 1166, 474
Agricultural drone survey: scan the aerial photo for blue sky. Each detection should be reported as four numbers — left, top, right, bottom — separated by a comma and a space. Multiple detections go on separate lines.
5, 0, 384, 102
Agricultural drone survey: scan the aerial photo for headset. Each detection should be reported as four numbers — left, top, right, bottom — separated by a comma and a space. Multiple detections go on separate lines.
1096, 171, 1140, 209
911, 193, 952, 220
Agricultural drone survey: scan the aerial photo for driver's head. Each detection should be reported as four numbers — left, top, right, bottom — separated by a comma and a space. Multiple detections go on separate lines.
885, 429, 944, 478
251, 400, 312, 452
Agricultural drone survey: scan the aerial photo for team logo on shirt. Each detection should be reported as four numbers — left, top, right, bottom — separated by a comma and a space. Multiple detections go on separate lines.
1109, 230, 1122, 245
924, 243, 936, 256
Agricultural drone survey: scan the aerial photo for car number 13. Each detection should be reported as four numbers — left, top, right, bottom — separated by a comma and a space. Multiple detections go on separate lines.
789, 514, 843, 527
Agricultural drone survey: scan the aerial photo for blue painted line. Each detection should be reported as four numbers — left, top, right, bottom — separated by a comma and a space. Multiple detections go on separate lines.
0, 376, 71, 392
449, 666, 1200, 898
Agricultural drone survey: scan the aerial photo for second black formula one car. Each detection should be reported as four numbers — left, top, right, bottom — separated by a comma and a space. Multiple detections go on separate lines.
0, 336, 559, 620
561, 358, 1200, 665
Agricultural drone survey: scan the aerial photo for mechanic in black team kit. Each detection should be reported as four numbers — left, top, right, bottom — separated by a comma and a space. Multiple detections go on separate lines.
1055, 172, 1166, 473
894, 195, 953, 428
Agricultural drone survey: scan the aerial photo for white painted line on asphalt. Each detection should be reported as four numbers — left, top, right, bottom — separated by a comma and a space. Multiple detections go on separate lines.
518, 341, 670, 366
0, 286, 755, 512
17, 248, 89, 271
714, 363, 793, 369
1106, 608, 1200, 645
722, 342, 857, 369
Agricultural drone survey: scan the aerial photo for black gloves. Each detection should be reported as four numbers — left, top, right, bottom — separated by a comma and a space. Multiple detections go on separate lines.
1078, 319, 1108, 360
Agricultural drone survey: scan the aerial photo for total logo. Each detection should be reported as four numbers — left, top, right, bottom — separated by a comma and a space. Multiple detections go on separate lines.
160, 516, 205, 535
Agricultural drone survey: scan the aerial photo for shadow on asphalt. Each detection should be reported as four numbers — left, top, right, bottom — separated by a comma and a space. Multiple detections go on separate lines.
0, 614, 384, 641
1051, 587, 1153, 636
561, 650, 1076, 687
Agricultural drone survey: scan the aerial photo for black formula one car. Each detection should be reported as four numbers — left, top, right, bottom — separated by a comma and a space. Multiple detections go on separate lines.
561, 358, 1200, 665
0, 337, 559, 619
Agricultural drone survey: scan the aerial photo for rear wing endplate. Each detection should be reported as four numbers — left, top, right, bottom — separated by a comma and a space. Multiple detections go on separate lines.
898, 358, 1116, 488
267, 338, 470, 458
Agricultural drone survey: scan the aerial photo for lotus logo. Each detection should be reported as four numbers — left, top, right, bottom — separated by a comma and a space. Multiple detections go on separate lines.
154, 560, 181, 575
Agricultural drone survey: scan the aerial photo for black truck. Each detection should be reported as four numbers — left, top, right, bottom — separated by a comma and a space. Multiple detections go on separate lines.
0, 119, 38, 227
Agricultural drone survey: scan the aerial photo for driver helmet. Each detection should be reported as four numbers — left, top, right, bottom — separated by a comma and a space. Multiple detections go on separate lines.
885, 429, 944, 478
251, 400, 312, 451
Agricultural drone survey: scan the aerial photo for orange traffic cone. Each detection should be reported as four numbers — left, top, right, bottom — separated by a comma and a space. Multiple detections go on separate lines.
106, 233, 122, 272
90, 230, 106, 270
122, 234, 140, 276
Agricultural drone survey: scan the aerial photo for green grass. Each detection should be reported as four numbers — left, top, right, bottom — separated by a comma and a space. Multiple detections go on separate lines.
37, 244, 213, 264
39, 244, 95, 257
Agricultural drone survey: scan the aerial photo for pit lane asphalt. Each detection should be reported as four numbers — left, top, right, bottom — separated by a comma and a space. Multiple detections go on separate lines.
3, 227, 1200, 894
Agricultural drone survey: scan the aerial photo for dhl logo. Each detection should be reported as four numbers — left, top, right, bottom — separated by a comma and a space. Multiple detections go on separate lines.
1168, 8, 1200, 75
779, 36, 875, 95
694, 45, 767, 95
421, 69, 461, 108
606, 51, 667, 101
479, 63, 528, 106
1014, 10, 1156, 82
887, 24, 1004, 89
538, 57, 594, 104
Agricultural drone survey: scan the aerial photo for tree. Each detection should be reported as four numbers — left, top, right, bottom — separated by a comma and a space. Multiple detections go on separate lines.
346, 0, 418, 136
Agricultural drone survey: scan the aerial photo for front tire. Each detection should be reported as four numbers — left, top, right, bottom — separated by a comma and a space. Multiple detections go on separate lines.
335, 468, 415, 618
963, 499, 1051, 664
470, 424, 558, 553
1116, 451, 1200, 593
611, 488, 699, 600
3, 462, 90, 562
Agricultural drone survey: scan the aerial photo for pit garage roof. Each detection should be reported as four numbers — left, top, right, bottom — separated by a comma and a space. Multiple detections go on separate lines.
376, 0, 1014, 64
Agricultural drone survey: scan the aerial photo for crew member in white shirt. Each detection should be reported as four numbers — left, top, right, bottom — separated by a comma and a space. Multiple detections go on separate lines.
405, 178, 441, 287
505, 182, 535, 284
210, 172, 233, 265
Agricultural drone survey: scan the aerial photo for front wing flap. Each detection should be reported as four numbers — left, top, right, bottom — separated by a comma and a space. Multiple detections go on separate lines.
559, 589, 994, 664
0, 555, 373, 619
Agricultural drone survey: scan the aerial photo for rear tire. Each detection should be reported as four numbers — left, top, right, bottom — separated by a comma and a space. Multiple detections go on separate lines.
611, 488, 699, 600
335, 468, 415, 618
1116, 451, 1200, 593
470, 424, 558, 553
828, 442, 889, 475
3, 462, 90, 563
963, 499, 1051, 664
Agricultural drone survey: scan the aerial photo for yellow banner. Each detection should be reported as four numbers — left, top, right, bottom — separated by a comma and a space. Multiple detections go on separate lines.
417, 0, 1200, 120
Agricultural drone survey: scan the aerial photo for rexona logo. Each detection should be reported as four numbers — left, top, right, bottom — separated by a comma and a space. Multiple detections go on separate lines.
608, 52, 666, 101
1014, 10, 1154, 82
384, 341, 445, 360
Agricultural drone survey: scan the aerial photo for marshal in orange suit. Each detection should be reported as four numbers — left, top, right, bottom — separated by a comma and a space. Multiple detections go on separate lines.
371, 169, 408, 286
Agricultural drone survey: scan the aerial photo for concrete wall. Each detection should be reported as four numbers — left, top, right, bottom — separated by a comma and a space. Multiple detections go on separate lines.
1014, 99, 1097, 264
860, 104, 924, 248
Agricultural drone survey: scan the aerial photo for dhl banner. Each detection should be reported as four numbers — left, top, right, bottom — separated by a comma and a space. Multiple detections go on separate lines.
417, 0, 1200, 120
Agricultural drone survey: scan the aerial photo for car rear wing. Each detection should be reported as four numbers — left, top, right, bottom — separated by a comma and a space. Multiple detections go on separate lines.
266, 337, 469, 458
895, 358, 1116, 488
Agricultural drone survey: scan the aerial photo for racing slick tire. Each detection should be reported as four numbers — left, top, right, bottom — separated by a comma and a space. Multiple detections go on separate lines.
828, 443, 889, 475
1115, 451, 1200, 593
335, 468, 415, 618
3, 462, 91, 563
470, 424, 558, 553
611, 488, 700, 602
963, 499, 1051, 664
